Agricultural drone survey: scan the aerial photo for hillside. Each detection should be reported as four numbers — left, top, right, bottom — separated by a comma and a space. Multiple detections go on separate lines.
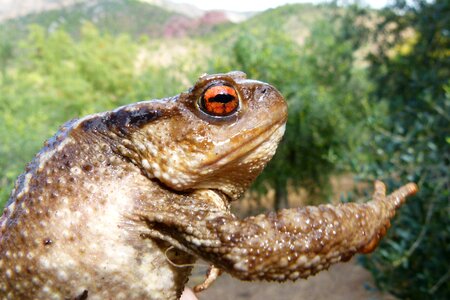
0, 0, 236, 40
203, 3, 333, 50
238, 3, 328, 39
0, 0, 84, 21
1, 1, 334, 42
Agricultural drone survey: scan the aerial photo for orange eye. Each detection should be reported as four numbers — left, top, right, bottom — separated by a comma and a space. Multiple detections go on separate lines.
200, 84, 239, 117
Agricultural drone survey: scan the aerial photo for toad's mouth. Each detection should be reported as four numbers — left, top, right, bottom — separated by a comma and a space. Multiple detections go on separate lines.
201, 118, 287, 169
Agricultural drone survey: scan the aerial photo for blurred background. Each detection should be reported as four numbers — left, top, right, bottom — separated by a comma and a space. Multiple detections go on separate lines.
0, 0, 448, 299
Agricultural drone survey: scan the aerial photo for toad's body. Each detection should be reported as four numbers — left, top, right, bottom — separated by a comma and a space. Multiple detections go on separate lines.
0, 72, 416, 300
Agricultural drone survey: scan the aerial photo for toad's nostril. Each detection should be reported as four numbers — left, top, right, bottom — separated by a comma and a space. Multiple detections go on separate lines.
261, 88, 267, 94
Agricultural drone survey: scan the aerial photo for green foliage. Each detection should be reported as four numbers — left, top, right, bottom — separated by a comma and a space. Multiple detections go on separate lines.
209, 4, 372, 207
355, 0, 450, 298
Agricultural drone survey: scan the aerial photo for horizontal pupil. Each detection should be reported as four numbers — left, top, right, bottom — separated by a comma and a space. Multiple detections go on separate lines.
208, 93, 235, 104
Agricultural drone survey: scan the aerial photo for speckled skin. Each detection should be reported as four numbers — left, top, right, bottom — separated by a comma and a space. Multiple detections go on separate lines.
0, 72, 417, 300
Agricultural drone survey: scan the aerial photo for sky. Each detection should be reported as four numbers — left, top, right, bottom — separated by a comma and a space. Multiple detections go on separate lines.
170, 0, 392, 12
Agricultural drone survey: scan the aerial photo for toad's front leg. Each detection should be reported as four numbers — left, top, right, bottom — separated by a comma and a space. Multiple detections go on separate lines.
138, 181, 417, 283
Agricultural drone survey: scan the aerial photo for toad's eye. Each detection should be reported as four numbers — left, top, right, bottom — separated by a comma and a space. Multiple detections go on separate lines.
199, 84, 239, 117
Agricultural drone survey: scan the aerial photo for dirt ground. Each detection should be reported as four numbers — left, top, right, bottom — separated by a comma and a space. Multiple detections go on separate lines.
189, 258, 396, 300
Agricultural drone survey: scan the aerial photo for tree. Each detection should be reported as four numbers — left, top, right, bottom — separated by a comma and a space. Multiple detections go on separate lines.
357, 0, 449, 298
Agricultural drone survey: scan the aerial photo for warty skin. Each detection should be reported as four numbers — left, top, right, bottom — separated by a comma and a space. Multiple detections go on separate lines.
0, 71, 417, 299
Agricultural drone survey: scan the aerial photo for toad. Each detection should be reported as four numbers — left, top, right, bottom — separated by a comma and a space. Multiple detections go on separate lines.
0, 71, 417, 299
